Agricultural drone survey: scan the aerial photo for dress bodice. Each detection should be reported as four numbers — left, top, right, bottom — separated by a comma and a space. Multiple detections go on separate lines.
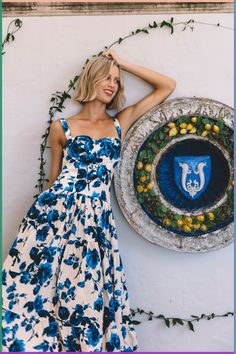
55, 117, 122, 199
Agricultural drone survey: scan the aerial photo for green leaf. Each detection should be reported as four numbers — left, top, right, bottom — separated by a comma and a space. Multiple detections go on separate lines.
138, 150, 147, 159
222, 137, 228, 146
176, 318, 184, 325
131, 320, 141, 325
160, 141, 167, 149
148, 189, 156, 196
172, 319, 177, 326
177, 117, 187, 124
160, 204, 168, 213
217, 120, 224, 129
202, 118, 210, 124
188, 321, 195, 332
164, 319, 170, 327
159, 131, 165, 140
142, 29, 149, 34
160, 21, 174, 34
150, 142, 158, 151
174, 214, 182, 220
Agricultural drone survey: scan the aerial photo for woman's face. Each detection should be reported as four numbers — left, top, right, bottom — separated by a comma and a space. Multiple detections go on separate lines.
95, 64, 120, 105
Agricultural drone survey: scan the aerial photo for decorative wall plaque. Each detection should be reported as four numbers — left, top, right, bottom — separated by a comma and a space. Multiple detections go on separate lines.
114, 97, 234, 253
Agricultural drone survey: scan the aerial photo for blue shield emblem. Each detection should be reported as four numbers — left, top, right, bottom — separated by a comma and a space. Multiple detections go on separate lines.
174, 156, 211, 200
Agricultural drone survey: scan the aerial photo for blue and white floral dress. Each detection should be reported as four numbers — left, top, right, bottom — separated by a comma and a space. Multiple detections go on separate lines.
2, 117, 138, 352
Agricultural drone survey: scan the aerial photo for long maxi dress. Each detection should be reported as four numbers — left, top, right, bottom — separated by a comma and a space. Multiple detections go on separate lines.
2, 116, 139, 352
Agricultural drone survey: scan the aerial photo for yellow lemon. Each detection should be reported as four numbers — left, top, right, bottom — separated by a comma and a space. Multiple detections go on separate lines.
163, 218, 171, 226
143, 188, 148, 192
144, 164, 152, 172
136, 161, 143, 169
180, 129, 187, 135
180, 123, 187, 129
207, 212, 215, 221
196, 215, 205, 222
205, 124, 211, 131
140, 176, 147, 182
147, 182, 153, 190
200, 224, 207, 232
189, 127, 197, 134
191, 117, 198, 123
168, 128, 178, 137
167, 122, 176, 128
213, 125, 220, 134
184, 217, 193, 224
177, 219, 183, 227
137, 185, 144, 193
187, 123, 193, 131
193, 223, 201, 230
201, 131, 208, 137
182, 225, 192, 232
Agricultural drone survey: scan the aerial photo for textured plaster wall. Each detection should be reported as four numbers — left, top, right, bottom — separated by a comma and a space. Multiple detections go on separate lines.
2, 13, 234, 352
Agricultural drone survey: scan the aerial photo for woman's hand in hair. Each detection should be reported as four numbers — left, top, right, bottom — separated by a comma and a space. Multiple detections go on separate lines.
102, 50, 126, 67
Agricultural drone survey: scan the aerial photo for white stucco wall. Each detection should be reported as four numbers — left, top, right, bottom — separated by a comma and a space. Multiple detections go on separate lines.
2, 13, 234, 352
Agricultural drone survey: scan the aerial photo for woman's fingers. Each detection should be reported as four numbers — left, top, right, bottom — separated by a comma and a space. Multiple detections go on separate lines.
101, 49, 123, 66
102, 49, 116, 58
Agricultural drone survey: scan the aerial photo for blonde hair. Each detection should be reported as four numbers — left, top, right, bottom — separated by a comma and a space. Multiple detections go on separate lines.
73, 55, 126, 111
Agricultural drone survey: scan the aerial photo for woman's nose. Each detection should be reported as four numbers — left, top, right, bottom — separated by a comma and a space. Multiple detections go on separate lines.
108, 81, 115, 87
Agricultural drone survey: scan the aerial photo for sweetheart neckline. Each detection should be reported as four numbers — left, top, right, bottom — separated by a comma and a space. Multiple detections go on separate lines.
63, 134, 122, 150
71, 134, 121, 141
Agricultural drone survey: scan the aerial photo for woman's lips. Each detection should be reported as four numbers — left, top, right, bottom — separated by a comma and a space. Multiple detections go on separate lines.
104, 89, 113, 96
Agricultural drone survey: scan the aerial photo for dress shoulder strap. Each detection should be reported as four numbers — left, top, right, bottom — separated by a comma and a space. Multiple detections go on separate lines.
113, 117, 122, 140
59, 118, 72, 139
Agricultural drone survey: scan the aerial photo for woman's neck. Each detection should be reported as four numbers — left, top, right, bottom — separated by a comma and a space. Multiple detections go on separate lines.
80, 100, 108, 122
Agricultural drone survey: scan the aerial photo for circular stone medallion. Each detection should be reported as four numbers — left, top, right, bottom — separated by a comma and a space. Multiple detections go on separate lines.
114, 97, 234, 253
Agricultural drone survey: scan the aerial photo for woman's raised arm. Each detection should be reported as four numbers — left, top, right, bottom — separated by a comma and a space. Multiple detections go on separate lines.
103, 50, 176, 137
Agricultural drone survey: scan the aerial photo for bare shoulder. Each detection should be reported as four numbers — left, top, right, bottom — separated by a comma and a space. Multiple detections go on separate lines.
50, 119, 63, 130
49, 119, 64, 143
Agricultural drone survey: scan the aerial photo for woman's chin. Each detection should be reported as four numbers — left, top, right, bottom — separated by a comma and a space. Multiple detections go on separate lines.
98, 97, 113, 105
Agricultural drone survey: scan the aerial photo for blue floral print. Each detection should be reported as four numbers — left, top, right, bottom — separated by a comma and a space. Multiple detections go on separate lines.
2, 117, 138, 352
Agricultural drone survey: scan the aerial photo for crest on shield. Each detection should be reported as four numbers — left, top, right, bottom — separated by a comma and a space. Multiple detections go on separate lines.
174, 156, 211, 200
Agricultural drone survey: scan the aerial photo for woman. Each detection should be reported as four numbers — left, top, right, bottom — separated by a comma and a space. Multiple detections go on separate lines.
2, 50, 176, 352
